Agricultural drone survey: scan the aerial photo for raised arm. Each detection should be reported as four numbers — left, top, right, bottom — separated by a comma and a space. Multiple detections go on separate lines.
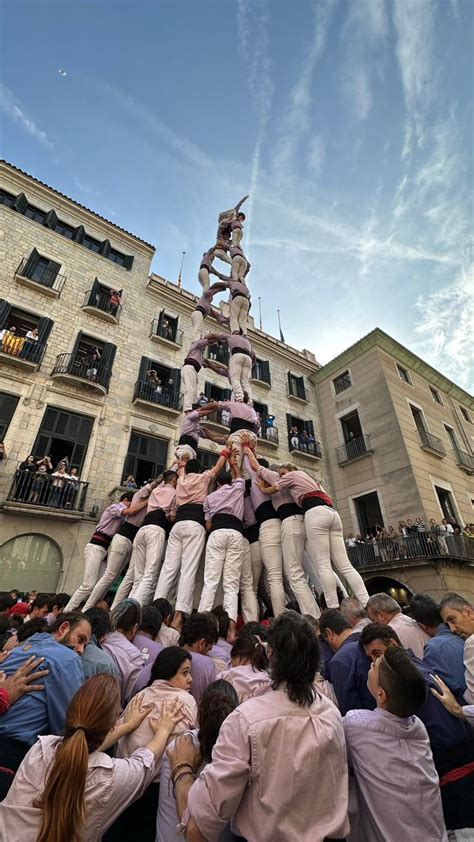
209, 449, 231, 478
234, 194, 249, 214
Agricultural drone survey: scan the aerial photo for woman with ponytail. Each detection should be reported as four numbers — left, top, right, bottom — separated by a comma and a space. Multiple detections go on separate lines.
157, 679, 239, 842
217, 632, 271, 702
0, 674, 184, 842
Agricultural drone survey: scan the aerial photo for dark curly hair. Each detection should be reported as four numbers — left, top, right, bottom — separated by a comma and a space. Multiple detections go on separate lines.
198, 680, 238, 761
231, 632, 268, 671
268, 612, 319, 707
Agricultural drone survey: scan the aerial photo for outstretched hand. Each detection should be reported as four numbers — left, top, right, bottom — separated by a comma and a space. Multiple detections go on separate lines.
430, 674, 464, 718
167, 732, 202, 773
0, 656, 49, 705
123, 695, 153, 731
151, 698, 186, 735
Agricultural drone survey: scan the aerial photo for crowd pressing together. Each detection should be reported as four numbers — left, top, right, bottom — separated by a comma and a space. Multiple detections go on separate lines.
0, 584, 473, 841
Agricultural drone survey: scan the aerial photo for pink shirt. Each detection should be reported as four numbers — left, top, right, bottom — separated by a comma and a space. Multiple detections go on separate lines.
464, 635, 474, 705
184, 338, 208, 366
101, 632, 144, 707
186, 688, 349, 842
146, 483, 176, 517
259, 467, 295, 511
216, 664, 271, 703
244, 457, 273, 512
188, 651, 218, 705
243, 494, 257, 527
94, 501, 128, 537
157, 625, 180, 648
118, 680, 197, 782
388, 613, 429, 660
180, 410, 209, 444
218, 333, 252, 353
132, 633, 163, 668
227, 279, 250, 298
209, 639, 233, 672
274, 470, 325, 507
218, 401, 258, 424
344, 708, 447, 842
195, 290, 214, 315
171, 470, 215, 520
0, 736, 156, 842
126, 484, 153, 527
203, 478, 245, 522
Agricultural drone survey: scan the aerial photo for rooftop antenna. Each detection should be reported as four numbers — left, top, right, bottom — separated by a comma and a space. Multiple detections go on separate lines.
177, 250, 186, 289
258, 296, 262, 331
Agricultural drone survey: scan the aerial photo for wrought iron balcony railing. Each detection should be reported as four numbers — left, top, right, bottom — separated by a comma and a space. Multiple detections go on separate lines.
15, 256, 66, 295
150, 318, 183, 346
6, 470, 89, 512
133, 379, 183, 412
418, 429, 446, 456
0, 333, 47, 365
336, 434, 372, 465
51, 353, 112, 392
83, 289, 122, 322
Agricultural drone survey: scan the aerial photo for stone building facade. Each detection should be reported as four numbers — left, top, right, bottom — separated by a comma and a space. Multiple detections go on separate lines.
0, 160, 325, 594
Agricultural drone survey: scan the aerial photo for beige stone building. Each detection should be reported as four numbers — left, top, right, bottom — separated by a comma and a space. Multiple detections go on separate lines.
0, 160, 324, 594
0, 160, 472, 602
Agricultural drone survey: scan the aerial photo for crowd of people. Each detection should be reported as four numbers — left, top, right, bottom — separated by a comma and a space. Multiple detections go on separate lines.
0, 584, 473, 841
345, 517, 474, 563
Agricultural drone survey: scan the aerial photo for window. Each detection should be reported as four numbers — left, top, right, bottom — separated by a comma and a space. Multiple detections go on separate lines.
135, 356, 181, 410
207, 342, 229, 366
409, 405, 427, 434
287, 372, 306, 400
253, 400, 268, 435
0, 300, 53, 365
336, 410, 368, 462
460, 406, 472, 423
22, 248, 61, 289
396, 364, 412, 384
0, 535, 62, 593
430, 387, 443, 405
286, 414, 320, 456
84, 279, 122, 319
0, 189, 16, 208
32, 406, 94, 472
54, 220, 75, 239
122, 432, 169, 487
198, 449, 220, 470
444, 425, 460, 451
204, 382, 231, 402
108, 248, 128, 267
435, 486, 458, 522
83, 235, 101, 253
353, 491, 384, 538
333, 370, 352, 394
340, 410, 364, 441
24, 204, 47, 224
252, 359, 271, 385
0, 392, 20, 439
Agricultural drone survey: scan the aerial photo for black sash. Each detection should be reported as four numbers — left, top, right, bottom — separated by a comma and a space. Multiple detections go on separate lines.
244, 523, 260, 544
255, 500, 278, 525
230, 417, 255, 433
183, 358, 201, 373
231, 346, 251, 356
212, 513, 244, 534
302, 496, 333, 512
178, 434, 198, 448
277, 503, 303, 520
174, 503, 205, 526
142, 509, 169, 530
89, 531, 112, 548
118, 522, 140, 541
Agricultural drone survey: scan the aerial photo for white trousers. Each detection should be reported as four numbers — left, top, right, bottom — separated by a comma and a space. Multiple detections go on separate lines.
83, 534, 132, 610
182, 364, 199, 412
259, 518, 286, 617
231, 255, 247, 281
228, 353, 252, 402
281, 515, 320, 618
191, 310, 204, 340
65, 543, 108, 611
198, 267, 210, 291
130, 525, 167, 605
302, 548, 348, 598
198, 528, 245, 621
304, 507, 369, 609
229, 296, 249, 335
111, 559, 135, 608
240, 538, 260, 622
226, 430, 257, 478
155, 520, 206, 614
249, 538, 264, 592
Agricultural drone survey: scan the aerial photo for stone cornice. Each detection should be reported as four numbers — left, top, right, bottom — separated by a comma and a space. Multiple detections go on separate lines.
312, 328, 473, 408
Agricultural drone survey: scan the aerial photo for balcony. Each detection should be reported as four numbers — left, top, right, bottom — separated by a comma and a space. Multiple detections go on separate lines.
287, 389, 308, 404
336, 434, 373, 466
289, 438, 322, 460
418, 429, 446, 458
15, 257, 66, 298
454, 447, 474, 475
258, 425, 279, 448
206, 344, 230, 366
150, 318, 183, 348
133, 380, 183, 415
82, 289, 122, 325
0, 333, 47, 371
51, 353, 112, 395
200, 408, 231, 432
347, 533, 473, 568
4, 470, 89, 516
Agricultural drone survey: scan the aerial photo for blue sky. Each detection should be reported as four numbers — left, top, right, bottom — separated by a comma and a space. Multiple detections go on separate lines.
1, 0, 472, 391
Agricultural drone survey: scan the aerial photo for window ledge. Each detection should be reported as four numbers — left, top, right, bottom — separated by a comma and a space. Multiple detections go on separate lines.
132, 395, 182, 416
258, 434, 278, 448
150, 332, 182, 349
286, 392, 308, 404
1, 501, 85, 520
250, 377, 271, 390
0, 350, 40, 372
15, 273, 61, 298
337, 449, 373, 467
50, 370, 107, 396
290, 447, 322, 461
81, 305, 119, 326
420, 443, 445, 460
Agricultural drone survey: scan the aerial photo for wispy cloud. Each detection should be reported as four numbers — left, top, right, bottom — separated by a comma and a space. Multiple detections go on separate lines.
392, 0, 436, 159
340, 0, 388, 121
272, 0, 334, 173
307, 133, 325, 176
0, 82, 53, 148
413, 266, 473, 391
74, 177, 99, 197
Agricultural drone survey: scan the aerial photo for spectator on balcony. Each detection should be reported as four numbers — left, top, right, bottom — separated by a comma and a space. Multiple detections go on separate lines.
146, 368, 162, 401
63, 467, 80, 508
28, 463, 50, 505
14, 455, 36, 501
0, 442, 6, 462
21, 327, 39, 361
162, 318, 174, 340
109, 289, 121, 316
85, 347, 101, 381
125, 475, 138, 488
197, 392, 208, 407
366, 593, 429, 659
48, 464, 70, 507
290, 426, 299, 449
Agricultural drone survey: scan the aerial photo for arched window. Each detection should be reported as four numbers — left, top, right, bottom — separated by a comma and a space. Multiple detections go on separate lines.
0, 534, 62, 593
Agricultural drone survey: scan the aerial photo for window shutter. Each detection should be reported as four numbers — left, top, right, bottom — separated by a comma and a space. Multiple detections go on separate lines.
286, 413, 293, 435
70, 331, 84, 364
12, 193, 28, 214
44, 209, 58, 229
124, 255, 134, 270
36, 317, 54, 346
74, 225, 85, 243
157, 310, 165, 332
89, 278, 101, 306
204, 382, 213, 400
0, 300, 12, 330
170, 368, 181, 393
23, 248, 40, 279
138, 355, 154, 381
224, 387, 232, 400
44, 259, 61, 288
263, 360, 271, 385
303, 419, 315, 437
100, 240, 111, 257
297, 376, 306, 400
287, 371, 293, 395
99, 342, 117, 390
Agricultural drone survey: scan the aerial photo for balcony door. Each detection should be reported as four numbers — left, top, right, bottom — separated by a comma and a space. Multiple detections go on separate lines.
354, 491, 384, 537
32, 406, 94, 472
122, 432, 169, 486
